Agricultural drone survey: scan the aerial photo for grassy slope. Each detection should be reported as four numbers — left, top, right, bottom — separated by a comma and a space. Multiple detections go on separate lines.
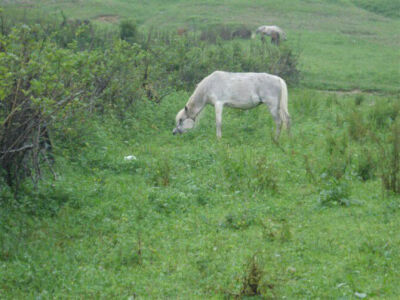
1, 0, 400, 298
2, 0, 400, 92
2, 90, 400, 298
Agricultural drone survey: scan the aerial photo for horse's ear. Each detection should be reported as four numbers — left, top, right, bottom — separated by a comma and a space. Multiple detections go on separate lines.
185, 106, 188, 112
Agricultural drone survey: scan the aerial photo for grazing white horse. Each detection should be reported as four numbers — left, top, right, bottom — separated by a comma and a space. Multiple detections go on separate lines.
173, 71, 291, 139
255, 25, 286, 45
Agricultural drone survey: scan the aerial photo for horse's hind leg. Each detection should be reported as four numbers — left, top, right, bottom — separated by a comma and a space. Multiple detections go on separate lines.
265, 102, 282, 140
274, 116, 283, 141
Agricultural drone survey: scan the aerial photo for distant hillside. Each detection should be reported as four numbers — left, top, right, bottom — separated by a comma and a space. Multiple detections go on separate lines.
352, 0, 400, 19
1, 0, 399, 92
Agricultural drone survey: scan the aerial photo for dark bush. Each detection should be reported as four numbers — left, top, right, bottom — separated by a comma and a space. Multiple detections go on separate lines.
354, 94, 365, 106
232, 26, 252, 39
160, 35, 300, 89
200, 24, 252, 43
119, 19, 138, 43
200, 24, 232, 43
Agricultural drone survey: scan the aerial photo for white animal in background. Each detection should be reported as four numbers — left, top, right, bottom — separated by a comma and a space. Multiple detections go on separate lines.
255, 25, 287, 45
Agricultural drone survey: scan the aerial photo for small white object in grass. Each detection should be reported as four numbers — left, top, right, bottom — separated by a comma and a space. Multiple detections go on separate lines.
124, 155, 137, 161
286, 266, 296, 273
355, 292, 367, 299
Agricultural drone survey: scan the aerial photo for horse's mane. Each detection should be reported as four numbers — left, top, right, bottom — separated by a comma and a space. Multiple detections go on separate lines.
186, 76, 211, 119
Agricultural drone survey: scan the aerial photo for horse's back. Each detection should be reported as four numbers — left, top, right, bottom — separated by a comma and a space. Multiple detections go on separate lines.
199, 71, 282, 106
206, 71, 281, 92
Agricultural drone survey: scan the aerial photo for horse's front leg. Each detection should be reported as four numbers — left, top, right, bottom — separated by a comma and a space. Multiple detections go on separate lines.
215, 102, 224, 139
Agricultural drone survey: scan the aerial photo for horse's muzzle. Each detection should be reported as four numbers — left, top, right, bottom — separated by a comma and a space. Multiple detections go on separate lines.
172, 128, 179, 135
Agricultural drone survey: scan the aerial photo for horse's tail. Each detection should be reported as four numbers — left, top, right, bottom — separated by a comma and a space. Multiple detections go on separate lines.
279, 77, 291, 131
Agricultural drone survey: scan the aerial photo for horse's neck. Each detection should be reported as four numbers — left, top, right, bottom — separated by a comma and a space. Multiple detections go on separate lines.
187, 92, 206, 118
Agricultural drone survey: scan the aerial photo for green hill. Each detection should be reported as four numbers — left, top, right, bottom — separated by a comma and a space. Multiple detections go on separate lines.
2, 0, 400, 92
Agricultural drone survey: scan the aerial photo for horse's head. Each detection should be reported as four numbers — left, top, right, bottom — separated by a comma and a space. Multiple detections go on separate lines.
173, 106, 195, 135
255, 26, 265, 34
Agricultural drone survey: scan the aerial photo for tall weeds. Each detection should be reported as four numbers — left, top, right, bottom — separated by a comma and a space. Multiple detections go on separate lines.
380, 120, 400, 194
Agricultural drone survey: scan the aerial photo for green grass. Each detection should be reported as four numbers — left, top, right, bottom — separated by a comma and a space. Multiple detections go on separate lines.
1, 90, 400, 298
1, 0, 400, 298
2, 0, 399, 92
353, 0, 400, 19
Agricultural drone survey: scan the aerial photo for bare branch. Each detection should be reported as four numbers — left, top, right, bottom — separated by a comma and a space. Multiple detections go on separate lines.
0, 143, 33, 155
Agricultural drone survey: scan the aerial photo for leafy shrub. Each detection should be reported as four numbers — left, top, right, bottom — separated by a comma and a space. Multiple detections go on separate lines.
56, 12, 95, 49
318, 175, 351, 206
0, 25, 98, 189
0, 9, 110, 50
0, 25, 146, 193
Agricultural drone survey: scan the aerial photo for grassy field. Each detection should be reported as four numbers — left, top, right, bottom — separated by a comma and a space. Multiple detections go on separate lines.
1, 0, 400, 298
2, 0, 400, 92
2, 90, 400, 298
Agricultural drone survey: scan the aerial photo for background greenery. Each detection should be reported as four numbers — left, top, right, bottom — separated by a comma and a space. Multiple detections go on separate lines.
0, 0, 399, 298
3, 0, 400, 92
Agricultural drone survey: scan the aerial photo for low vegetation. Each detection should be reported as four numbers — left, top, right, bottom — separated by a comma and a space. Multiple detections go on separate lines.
0, 0, 399, 298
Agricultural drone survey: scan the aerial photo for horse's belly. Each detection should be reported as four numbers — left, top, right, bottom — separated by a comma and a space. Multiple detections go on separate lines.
225, 98, 260, 109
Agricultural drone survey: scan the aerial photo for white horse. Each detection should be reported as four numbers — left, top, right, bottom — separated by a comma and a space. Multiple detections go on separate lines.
173, 71, 291, 139
255, 25, 286, 45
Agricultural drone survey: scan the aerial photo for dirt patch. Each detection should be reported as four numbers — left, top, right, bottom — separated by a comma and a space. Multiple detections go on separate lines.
331, 89, 363, 95
341, 29, 374, 36
2, 0, 33, 4
320, 89, 383, 95
95, 15, 120, 24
